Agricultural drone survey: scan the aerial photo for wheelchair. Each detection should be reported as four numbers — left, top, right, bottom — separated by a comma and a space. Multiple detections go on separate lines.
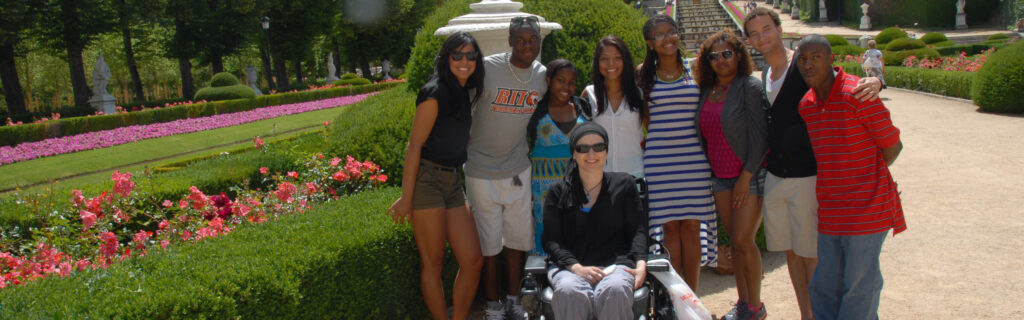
519, 177, 682, 319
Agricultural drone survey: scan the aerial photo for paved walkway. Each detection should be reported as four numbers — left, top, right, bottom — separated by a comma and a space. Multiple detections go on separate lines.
698, 87, 1024, 318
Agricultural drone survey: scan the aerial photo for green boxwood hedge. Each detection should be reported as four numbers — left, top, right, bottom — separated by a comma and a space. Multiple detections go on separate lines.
837, 62, 974, 99
329, 85, 415, 186
929, 40, 956, 48
876, 27, 908, 44
987, 33, 1011, 41
885, 38, 926, 51
936, 43, 1010, 56
971, 40, 1024, 113
832, 45, 866, 58
0, 187, 455, 319
194, 84, 258, 101
0, 82, 401, 148
825, 34, 851, 46
920, 32, 948, 44
332, 77, 372, 86
209, 72, 241, 87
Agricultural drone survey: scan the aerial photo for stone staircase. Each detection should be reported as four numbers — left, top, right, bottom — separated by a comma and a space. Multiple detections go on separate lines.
676, 2, 739, 53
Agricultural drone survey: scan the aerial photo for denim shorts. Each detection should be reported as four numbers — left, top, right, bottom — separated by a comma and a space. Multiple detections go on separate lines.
710, 168, 766, 196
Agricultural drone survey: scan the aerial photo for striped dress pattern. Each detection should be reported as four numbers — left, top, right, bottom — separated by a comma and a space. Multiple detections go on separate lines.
644, 60, 719, 266
530, 114, 584, 255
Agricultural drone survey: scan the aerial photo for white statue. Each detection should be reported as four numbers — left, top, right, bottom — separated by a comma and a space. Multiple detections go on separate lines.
326, 53, 340, 82
955, 0, 967, 29
88, 53, 116, 114
956, 0, 965, 15
91, 54, 111, 98
819, 0, 828, 22
245, 66, 262, 96
382, 59, 392, 80
859, 2, 872, 30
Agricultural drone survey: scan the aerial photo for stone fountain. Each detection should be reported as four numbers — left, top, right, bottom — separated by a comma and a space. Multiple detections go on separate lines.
434, 0, 562, 59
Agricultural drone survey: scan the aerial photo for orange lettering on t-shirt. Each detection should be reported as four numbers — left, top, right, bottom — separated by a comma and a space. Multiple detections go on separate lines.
494, 89, 512, 105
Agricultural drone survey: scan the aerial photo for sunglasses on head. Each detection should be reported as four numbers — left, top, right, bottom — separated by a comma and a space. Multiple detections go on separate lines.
574, 142, 608, 153
511, 16, 539, 25
706, 50, 735, 61
450, 50, 479, 61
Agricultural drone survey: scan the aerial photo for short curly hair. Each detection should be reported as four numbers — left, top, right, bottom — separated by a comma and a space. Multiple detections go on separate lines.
692, 29, 754, 92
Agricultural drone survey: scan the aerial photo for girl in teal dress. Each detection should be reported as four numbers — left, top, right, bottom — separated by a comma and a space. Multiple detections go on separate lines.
527, 59, 592, 255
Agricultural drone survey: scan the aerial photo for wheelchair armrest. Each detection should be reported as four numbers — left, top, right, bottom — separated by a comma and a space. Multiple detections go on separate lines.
525, 255, 548, 275
646, 256, 671, 272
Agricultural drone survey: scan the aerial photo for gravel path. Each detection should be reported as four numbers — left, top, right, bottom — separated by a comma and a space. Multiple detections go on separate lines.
698, 88, 1024, 319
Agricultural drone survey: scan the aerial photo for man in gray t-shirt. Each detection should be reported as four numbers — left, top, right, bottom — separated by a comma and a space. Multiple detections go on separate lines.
467, 16, 547, 320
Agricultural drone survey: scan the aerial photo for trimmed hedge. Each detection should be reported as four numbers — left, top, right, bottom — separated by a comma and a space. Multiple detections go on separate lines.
885, 38, 926, 51
929, 40, 956, 48
332, 77, 372, 86
920, 32, 948, 44
825, 34, 851, 46
209, 72, 241, 87
0, 187, 454, 319
882, 48, 941, 66
832, 45, 866, 57
837, 62, 974, 99
876, 27, 908, 44
194, 84, 258, 101
329, 85, 415, 186
0, 82, 401, 148
936, 43, 1010, 56
971, 41, 1024, 113
340, 73, 359, 80
987, 33, 1011, 41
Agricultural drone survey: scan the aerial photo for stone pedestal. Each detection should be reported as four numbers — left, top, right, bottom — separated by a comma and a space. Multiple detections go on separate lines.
773, 0, 780, 9
245, 66, 262, 96
88, 95, 117, 115
956, 13, 967, 29
859, 3, 871, 30
434, 0, 562, 59
818, 0, 828, 21
859, 35, 873, 48
791, 2, 800, 19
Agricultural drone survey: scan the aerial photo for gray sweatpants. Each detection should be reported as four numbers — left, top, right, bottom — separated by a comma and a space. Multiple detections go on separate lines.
548, 265, 636, 320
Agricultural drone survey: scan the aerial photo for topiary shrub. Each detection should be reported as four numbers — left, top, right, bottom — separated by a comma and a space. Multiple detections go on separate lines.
340, 73, 359, 80
194, 84, 258, 101
885, 38, 926, 51
883, 48, 941, 66
332, 77, 372, 86
825, 34, 851, 47
920, 32, 948, 44
209, 72, 241, 87
929, 40, 956, 48
987, 33, 1011, 41
971, 41, 1024, 113
876, 27, 908, 44
329, 86, 416, 185
832, 45, 866, 58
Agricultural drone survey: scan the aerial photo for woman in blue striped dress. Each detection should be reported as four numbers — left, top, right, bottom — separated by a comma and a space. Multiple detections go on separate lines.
637, 14, 717, 291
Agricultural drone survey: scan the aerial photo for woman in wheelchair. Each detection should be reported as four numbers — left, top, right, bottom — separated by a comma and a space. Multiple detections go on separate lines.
541, 122, 649, 319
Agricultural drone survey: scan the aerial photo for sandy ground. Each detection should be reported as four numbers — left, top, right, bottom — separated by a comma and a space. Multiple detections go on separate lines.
697, 88, 1024, 319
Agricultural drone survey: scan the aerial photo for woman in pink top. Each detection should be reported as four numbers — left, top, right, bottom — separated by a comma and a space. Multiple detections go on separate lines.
693, 29, 769, 320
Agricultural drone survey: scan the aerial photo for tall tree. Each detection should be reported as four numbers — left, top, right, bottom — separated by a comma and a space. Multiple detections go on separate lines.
164, 0, 202, 99
0, 0, 37, 114
334, 0, 441, 78
114, 0, 162, 102
35, 0, 116, 107
264, 0, 337, 86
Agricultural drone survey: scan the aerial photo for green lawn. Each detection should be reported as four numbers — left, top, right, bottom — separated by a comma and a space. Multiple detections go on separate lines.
0, 106, 346, 193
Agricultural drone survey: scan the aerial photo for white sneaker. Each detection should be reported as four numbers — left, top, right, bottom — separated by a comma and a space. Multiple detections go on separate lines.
484, 300, 505, 320
506, 296, 527, 320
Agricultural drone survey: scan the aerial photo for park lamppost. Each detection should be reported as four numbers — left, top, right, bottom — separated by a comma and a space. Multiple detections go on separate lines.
261, 16, 275, 89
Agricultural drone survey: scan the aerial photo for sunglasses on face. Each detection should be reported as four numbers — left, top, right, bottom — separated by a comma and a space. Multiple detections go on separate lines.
511, 16, 539, 25
574, 142, 608, 153
450, 50, 479, 61
706, 50, 735, 61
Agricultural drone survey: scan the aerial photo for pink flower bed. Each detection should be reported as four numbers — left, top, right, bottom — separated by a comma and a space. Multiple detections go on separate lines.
0, 93, 374, 166
0, 152, 387, 289
902, 49, 992, 72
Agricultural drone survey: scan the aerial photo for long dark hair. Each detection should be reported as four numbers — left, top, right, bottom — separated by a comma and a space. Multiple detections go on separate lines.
692, 29, 754, 91
433, 31, 485, 104
591, 35, 645, 124
638, 15, 685, 104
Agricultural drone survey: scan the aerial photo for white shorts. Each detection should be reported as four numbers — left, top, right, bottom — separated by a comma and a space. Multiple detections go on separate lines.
466, 166, 534, 256
762, 172, 818, 258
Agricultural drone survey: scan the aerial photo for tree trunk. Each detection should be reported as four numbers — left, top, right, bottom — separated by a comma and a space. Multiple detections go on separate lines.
211, 55, 224, 74
118, 0, 144, 102
274, 54, 289, 89
359, 59, 371, 80
348, 61, 357, 74
178, 57, 194, 99
67, 45, 90, 107
0, 41, 27, 114
293, 60, 303, 84
259, 44, 274, 89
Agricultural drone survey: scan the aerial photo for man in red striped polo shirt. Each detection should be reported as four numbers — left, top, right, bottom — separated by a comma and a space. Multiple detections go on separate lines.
794, 35, 904, 320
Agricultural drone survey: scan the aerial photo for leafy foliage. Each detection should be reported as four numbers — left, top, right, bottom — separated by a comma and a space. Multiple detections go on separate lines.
837, 62, 974, 99
920, 32, 949, 44
329, 85, 415, 185
209, 72, 241, 87
825, 34, 851, 46
885, 38, 926, 51
971, 41, 1024, 113
882, 48, 941, 66
875, 27, 908, 45
193, 85, 257, 101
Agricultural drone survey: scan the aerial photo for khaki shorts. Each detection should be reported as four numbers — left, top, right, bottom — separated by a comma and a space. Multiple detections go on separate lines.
466, 166, 533, 256
762, 172, 818, 258
413, 160, 467, 210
